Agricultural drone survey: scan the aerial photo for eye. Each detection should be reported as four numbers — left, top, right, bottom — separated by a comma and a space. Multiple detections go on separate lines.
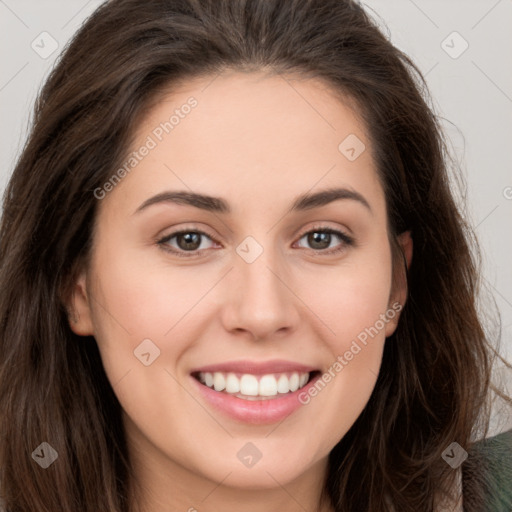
157, 224, 354, 258
294, 225, 354, 255
157, 227, 218, 258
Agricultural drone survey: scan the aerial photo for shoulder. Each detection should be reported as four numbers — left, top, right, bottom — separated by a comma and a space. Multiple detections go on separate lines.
463, 428, 512, 511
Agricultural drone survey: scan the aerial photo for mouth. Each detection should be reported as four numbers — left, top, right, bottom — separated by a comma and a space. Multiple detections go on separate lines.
191, 370, 321, 400
189, 360, 322, 424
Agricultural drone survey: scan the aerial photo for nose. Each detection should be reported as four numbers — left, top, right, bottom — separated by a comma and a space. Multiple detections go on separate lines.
220, 241, 301, 341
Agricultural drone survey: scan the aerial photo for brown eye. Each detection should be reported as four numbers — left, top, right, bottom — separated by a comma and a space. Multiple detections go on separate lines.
157, 229, 217, 257
295, 227, 354, 255
174, 232, 202, 251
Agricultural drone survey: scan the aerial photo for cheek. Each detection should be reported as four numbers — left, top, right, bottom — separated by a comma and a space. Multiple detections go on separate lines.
89, 242, 214, 345
86, 247, 211, 442
294, 244, 393, 436
301, 242, 393, 355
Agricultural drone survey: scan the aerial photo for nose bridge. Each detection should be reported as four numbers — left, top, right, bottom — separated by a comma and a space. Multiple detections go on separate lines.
222, 234, 299, 338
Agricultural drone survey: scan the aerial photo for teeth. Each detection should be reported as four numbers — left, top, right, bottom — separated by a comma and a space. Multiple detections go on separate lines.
240, 374, 259, 396
225, 373, 240, 393
289, 373, 300, 392
259, 374, 278, 396
204, 373, 214, 387
213, 372, 225, 392
277, 374, 289, 393
197, 371, 311, 398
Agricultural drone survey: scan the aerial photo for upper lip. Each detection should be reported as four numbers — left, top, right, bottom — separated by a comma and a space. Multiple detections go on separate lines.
190, 359, 318, 375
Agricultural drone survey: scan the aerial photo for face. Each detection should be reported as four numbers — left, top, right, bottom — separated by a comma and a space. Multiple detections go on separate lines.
69, 69, 411, 504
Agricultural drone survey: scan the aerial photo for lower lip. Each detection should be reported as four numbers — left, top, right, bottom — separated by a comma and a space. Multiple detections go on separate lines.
190, 373, 321, 424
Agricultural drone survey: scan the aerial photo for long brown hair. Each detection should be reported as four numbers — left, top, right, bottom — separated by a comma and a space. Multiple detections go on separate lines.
0, 0, 510, 510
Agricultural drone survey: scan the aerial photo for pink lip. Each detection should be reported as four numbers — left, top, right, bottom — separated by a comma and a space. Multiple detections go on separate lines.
190, 359, 318, 376
189, 370, 321, 425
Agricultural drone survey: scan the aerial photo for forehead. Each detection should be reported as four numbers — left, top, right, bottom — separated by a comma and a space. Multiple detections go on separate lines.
101, 70, 385, 218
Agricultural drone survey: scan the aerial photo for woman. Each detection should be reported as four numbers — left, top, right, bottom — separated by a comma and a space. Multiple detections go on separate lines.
0, 0, 510, 510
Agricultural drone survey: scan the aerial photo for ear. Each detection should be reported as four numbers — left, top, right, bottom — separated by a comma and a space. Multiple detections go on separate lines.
65, 271, 95, 336
384, 230, 413, 337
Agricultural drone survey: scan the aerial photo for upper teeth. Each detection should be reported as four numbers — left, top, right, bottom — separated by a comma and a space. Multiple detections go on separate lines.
198, 371, 309, 397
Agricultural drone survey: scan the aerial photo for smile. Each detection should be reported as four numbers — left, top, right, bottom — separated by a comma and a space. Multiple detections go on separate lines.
189, 360, 322, 424
193, 371, 312, 399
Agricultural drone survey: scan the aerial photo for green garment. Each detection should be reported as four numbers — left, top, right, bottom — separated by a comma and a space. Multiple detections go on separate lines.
463, 428, 512, 511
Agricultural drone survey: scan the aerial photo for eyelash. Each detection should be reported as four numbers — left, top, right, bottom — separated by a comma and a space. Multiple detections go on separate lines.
156, 224, 355, 258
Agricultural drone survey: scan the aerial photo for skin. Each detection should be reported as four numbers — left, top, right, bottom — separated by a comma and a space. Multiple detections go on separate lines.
68, 69, 413, 512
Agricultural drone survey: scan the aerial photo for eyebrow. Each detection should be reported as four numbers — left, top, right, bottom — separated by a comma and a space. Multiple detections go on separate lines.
134, 187, 372, 215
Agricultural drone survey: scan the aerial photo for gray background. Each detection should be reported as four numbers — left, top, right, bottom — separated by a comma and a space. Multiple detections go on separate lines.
1, 0, 511, 434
